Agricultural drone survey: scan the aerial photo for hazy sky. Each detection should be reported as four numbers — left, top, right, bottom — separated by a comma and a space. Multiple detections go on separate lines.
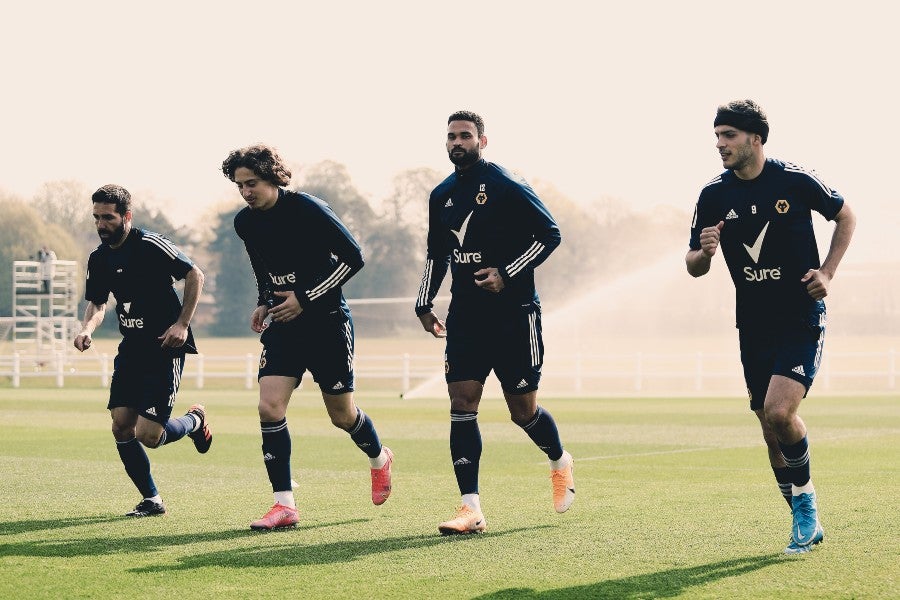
3, 1, 896, 262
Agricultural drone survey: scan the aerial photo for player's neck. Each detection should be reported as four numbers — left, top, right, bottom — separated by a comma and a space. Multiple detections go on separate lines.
109, 226, 132, 250
732, 153, 766, 181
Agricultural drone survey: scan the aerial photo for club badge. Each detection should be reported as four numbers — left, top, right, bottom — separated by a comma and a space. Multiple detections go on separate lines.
476, 183, 487, 205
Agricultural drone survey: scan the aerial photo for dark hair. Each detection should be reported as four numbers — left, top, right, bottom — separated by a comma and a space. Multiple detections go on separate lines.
714, 99, 769, 144
448, 110, 485, 137
221, 144, 292, 186
91, 184, 132, 215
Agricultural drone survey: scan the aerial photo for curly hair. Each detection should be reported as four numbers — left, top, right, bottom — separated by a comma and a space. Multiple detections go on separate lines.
448, 110, 485, 138
221, 144, 292, 186
91, 184, 132, 215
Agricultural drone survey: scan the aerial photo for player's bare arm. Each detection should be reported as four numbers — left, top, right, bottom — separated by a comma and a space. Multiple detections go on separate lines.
474, 267, 505, 293
419, 311, 447, 338
801, 202, 857, 300
159, 266, 205, 348
74, 301, 107, 351
686, 220, 724, 277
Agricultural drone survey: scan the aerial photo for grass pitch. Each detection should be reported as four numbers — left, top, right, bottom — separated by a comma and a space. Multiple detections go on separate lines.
0, 388, 897, 599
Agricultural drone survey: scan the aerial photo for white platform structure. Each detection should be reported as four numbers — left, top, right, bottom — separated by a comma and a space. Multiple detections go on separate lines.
7, 260, 80, 357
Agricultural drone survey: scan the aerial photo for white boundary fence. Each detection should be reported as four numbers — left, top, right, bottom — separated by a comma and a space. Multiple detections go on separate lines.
1, 349, 896, 396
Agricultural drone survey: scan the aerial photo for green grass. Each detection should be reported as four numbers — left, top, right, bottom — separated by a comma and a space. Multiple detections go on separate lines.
0, 388, 898, 599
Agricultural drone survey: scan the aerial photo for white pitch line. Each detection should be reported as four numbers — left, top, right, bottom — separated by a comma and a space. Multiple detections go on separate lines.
541, 430, 900, 464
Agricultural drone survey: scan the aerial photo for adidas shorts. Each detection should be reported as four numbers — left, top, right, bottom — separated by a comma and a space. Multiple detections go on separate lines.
258, 310, 355, 394
739, 303, 826, 411
107, 352, 185, 425
444, 302, 543, 395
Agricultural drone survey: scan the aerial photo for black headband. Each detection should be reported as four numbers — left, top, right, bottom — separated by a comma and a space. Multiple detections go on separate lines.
714, 109, 769, 144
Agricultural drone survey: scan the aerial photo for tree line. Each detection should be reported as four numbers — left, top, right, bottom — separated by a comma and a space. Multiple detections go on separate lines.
0, 163, 686, 337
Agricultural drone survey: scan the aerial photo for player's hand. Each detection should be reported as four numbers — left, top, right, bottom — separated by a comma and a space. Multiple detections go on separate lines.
474, 267, 505, 293
418, 311, 447, 338
269, 291, 302, 323
158, 322, 188, 349
801, 269, 831, 300
250, 305, 269, 333
74, 332, 92, 352
700, 221, 725, 258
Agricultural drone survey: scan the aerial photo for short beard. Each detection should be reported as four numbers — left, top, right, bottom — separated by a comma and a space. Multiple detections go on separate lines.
449, 147, 481, 168
99, 222, 127, 246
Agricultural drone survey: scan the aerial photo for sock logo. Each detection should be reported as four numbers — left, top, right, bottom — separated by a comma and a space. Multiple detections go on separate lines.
453, 457, 471, 466
263, 452, 275, 461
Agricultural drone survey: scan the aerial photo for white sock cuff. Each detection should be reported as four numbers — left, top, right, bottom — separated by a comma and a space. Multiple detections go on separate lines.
792, 481, 815, 495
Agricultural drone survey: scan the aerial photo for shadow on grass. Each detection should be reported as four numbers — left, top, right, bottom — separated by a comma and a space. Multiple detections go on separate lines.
131, 525, 553, 572
0, 518, 370, 558
472, 554, 784, 599
0, 516, 121, 536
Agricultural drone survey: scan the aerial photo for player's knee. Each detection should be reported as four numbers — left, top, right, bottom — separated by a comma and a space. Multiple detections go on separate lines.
764, 404, 793, 431
110, 422, 134, 441
509, 410, 532, 427
137, 431, 163, 448
329, 411, 356, 431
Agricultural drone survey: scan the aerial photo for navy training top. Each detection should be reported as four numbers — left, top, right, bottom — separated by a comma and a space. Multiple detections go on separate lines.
85, 228, 197, 355
416, 159, 561, 321
234, 188, 364, 326
689, 158, 845, 328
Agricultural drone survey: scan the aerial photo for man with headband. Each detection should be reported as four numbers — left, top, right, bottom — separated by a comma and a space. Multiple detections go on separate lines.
686, 99, 856, 554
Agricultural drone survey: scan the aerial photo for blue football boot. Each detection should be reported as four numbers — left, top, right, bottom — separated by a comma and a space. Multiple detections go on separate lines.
784, 491, 825, 554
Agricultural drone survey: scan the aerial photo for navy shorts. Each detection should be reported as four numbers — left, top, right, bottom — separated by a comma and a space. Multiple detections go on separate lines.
739, 303, 826, 411
444, 302, 543, 395
107, 351, 185, 424
258, 310, 355, 394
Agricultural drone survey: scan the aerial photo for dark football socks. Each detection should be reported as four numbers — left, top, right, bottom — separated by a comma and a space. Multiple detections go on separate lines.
450, 410, 481, 495
779, 436, 811, 487
158, 414, 196, 446
347, 407, 383, 458
772, 466, 794, 507
261, 418, 292, 492
520, 406, 564, 461
116, 437, 157, 498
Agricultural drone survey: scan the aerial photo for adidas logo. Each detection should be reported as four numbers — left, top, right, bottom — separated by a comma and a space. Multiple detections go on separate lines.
516, 379, 528, 389
725, 209, 739, 220
332, 381, 345, 390
445, 197, 454, 207
453, 457, 471, 466
792, 365, 806, 376
145, 407, 157, 416
263, 452, 275, 462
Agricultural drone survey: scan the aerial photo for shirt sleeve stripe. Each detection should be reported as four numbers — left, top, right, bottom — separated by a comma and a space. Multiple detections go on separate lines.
416, 259, 434, 308
505, 241, 545, 277
143, 233, 179, 259
307, 263, 351, 300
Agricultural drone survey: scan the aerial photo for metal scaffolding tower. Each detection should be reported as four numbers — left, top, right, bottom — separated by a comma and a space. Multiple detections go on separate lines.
11, 260, 80, 356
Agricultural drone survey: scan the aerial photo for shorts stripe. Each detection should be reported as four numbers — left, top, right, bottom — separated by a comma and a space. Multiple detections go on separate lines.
813, 318, 825, 369
168, 358, 180, 407
343, 321, 353, 372
528, 312, 539, 367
